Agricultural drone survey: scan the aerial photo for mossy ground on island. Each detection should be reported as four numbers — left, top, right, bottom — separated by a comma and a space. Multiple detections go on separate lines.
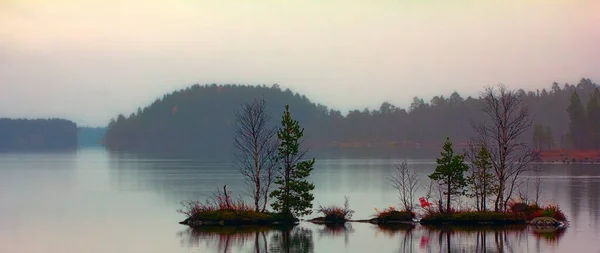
180, 210, 298, 227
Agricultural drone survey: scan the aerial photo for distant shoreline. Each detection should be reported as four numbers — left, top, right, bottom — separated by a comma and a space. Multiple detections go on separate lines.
536, 149, 600, 163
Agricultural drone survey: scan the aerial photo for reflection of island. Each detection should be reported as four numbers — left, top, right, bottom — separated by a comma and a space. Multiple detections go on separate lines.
177, 225, 313, 253
317, 223, 354, 237
531, 226, 566, 244
373, 224, 416, 252
315, 223, 355, 246
420, 225, 529, 253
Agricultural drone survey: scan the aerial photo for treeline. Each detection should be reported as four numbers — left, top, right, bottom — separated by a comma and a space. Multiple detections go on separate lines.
565, 85, 600, 149
0, 118, 78, 151
104, 78, 599, 156
103, 84, 329, 157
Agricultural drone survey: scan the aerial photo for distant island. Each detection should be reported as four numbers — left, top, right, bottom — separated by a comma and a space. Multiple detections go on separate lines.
0, 118, 78, 151
103, 78, 599, 157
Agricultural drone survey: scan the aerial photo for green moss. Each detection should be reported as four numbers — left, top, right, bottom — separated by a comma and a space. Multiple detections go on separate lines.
420, 212, 526, 225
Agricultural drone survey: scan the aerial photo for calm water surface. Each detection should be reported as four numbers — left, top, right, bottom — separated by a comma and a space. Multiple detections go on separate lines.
1, 148, 599, 253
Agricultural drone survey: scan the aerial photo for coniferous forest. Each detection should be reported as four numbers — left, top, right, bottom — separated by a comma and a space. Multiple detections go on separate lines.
0, 118, 78, 151
103, 78, 599, 157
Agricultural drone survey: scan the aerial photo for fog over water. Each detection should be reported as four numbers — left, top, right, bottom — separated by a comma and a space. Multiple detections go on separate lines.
1, 0, 599, 126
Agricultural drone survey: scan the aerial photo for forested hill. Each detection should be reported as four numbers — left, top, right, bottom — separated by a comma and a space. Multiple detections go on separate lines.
103, 84, 331, 157
0, 119, 78, 151
103, 78, 598, 157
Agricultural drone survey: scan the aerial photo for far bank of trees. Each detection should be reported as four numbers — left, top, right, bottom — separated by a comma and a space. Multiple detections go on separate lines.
0, 118, 78, 151
566, 86, 600, 149
104, 78, 600, 156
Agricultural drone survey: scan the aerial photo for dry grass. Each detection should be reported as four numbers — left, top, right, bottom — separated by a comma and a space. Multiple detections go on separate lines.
178, 186, 253, 218
315, 197, 355, 223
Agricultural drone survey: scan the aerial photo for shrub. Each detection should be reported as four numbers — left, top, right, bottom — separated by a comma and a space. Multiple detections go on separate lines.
316, 197, 355, 222
178, 200, 216, 217
508, 202, 567, 222
374, 207, 415, 222
178, 185, 253, 218
536, 205, 567, 222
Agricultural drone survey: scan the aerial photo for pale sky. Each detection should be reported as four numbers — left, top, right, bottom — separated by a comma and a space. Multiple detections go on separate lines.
1, 0, 599, 126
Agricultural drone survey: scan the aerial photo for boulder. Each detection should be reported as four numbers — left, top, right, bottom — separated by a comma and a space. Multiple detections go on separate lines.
529, 217, 561, 226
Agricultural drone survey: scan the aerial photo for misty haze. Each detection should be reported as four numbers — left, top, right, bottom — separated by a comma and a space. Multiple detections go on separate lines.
1, 1, 600, 253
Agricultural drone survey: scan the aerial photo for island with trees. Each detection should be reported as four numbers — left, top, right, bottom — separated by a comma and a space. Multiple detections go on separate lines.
0, 118, 78, 151
180, 104, 316, 226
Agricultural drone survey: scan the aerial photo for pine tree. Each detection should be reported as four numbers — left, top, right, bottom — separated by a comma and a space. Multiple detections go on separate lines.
429, 137, 469, 213
532, 124, 543, 150
567, 91, 586, 149
467, 146, 497, 211
586, 88, 600, 149
544, 126, 555, 150
270, 105, 315, 217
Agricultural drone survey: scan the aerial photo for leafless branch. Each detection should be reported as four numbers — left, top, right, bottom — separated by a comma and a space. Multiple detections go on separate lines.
472, 84, 534, 211
233, 98, 278, 212
389, 160, 419, 211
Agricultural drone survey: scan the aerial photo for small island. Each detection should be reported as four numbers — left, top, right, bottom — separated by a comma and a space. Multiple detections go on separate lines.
180, 104, 316, 227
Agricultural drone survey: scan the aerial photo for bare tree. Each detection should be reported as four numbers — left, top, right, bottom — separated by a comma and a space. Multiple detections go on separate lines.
532, 166, 542, 206
234, 98, 278, 212
472, 84, 534, 211
390, 160, 419, 211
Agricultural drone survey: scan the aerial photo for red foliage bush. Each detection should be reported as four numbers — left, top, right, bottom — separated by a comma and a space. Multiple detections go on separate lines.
508, 202, 567, 222
374, 206, 415, 222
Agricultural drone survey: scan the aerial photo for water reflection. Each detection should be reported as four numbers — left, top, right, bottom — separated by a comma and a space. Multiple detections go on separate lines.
531, 226, 567, 244
103, 151, 599, 252
413, 224, 571, 253
315, 223, 355, 246
178, 225, 313, 253
419, 225, 527, 253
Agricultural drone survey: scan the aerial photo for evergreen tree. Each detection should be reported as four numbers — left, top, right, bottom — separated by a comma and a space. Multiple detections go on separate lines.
544, 126, 555, 150
467, 146, 497, 211
567, 91, 586, 149
429, 137, 469, 213
586, 88, 600, 149
270, 105, 315, 217
532, 124, 543, 150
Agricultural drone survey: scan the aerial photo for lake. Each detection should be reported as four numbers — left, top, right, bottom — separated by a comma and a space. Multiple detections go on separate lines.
1, 148, 599, 252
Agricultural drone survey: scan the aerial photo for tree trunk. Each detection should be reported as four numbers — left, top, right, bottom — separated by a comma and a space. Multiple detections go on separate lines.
446, 175, 451, 213
494, 177, 504, 212
447, 231, 451, 253
254, 144, 260, 212
284, 159, 291, 215
482, 177, 487, 211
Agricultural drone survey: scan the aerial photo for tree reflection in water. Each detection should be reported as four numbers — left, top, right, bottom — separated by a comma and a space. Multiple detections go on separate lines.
269, 226, 314, 253
316, 223, 355, 246
178, 223, 566, 252
414, 225, 566, 253
177, 225, 313, 253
